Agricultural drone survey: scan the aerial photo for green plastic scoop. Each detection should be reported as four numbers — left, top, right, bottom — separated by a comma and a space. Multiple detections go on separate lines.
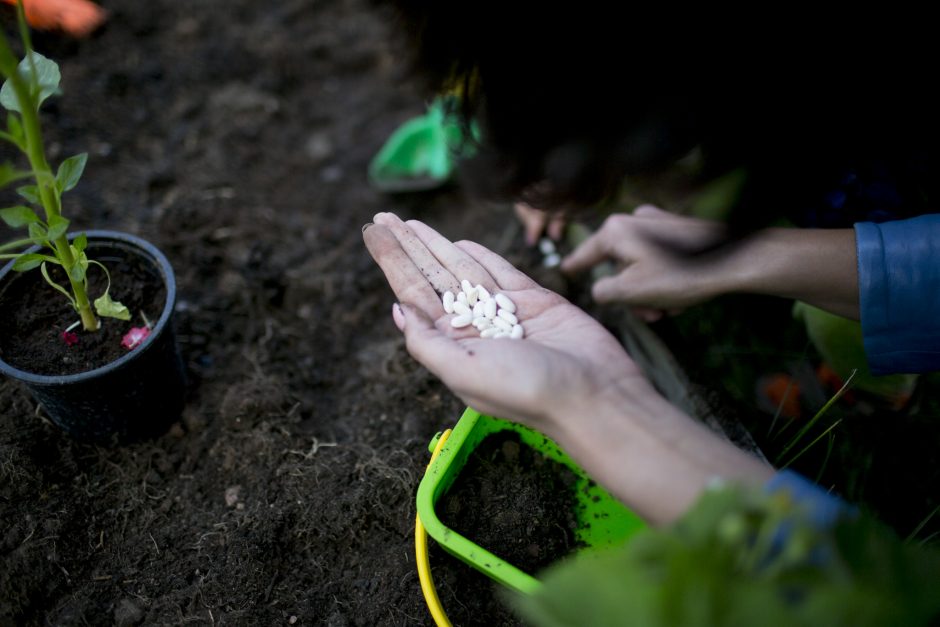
368, 97, 474, 193
416, 407, 647, 595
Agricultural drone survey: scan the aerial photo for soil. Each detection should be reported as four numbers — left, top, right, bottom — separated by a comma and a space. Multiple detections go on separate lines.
0, 1, 560, 624
439, 431, 580, 575
0, 239, 167, 375
1, 0, 937, 625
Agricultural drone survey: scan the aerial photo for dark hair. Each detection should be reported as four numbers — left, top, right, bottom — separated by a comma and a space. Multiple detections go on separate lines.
390, 3, 938, 227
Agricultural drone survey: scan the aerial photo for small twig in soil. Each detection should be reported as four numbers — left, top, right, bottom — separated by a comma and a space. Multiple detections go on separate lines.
288, 437, 338, 460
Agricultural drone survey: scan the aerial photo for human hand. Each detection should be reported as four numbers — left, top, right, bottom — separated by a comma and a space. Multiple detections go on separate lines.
363, 212, 773, 523
514, 202, 566, 247
362, 212, 652, 430
562, 205, 728, 321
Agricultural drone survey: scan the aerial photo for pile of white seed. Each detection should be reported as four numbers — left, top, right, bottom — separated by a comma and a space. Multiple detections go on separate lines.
443, 279, 524, 339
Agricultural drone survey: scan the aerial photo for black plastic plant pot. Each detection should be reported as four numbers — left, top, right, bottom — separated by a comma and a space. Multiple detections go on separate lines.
0, 231, 185, 443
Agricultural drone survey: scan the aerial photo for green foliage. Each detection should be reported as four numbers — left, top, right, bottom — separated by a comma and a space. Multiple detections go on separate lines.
0, 51, 61, 113
55, 153, 87, 193
0, 205, 39, 227
0, 10, 128, 331
513, 486, 940, 627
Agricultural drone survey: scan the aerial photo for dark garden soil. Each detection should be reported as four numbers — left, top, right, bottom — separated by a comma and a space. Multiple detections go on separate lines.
0, 241, 166, 375
0, 1, 555, 624
1, 1, 938, 626
439, 431, 580, 576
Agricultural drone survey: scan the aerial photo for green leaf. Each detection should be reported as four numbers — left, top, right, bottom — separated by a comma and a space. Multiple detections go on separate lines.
40, 261, 77, 308
13, 252, 47, 271
94, 291, 131, 321
56, 153, 87, 193
6, 112, 23, 141
0, 52, 62, 113
27, 221, 47, 244
69, 260, 85, 283
72, 232, 87, 253
0, 164, 31, 188
0, 205, 40, 227
46, 215, 69, 241
16, 185, 40, 204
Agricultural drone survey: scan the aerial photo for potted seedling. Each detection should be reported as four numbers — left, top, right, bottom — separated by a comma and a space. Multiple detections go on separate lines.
0, 6, 184, 442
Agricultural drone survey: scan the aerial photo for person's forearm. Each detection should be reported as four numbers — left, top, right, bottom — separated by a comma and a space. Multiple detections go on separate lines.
718, 228, 859, 319
546, 382, 774, 525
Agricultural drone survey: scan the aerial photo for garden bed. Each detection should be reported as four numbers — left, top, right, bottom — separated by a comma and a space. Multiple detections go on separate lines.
1, 1, 937, 625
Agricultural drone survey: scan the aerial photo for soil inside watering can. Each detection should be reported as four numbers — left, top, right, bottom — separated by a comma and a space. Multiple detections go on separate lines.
439, 430, 582, 575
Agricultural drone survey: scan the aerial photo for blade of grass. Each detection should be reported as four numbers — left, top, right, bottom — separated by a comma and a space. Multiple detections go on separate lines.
780, 418, 842, 469
814, 430, 836, 483
775, 369, 857, 465
766, 341, 813, 440
906, 504, 940, 543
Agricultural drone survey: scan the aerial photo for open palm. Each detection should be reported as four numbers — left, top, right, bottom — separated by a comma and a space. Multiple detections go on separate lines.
363, 213, 648, 429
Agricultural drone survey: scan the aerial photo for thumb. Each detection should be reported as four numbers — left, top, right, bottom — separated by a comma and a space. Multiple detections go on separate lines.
591, 274, 636, 304
397, 303, 467, 377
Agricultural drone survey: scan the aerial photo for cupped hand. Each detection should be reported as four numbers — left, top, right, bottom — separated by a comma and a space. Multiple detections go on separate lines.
561, 205, 728, 321
362, 212, 652, 430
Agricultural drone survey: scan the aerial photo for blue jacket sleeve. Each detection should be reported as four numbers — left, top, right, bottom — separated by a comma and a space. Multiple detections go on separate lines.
765, 470, 846, 529
854, 215, 940, 375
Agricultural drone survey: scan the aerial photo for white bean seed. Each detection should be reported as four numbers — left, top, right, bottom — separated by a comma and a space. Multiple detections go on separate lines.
442, 291, 455, 314
494, 293, 516, 313
543, 253, 561, 268
498, 309, 518, 325
539, 238, 556, 255
451, 314, 473, 328
492, 317, 512, 332
453, 279, 528, 341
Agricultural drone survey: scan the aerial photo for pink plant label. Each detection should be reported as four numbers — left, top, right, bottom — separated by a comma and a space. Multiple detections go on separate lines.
121, 326, 151, 350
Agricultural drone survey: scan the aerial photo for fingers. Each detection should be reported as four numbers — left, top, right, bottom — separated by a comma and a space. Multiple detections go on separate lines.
363, 224, 443, 315
373, 213, 461, 295
633, 204, 672, 219
397, 302, 468, 381
591, 273, 633, 305
560, 226, 615, 274
454, 240, 539, 291
515, 202, 548, 246
403, 219, 498, 292
631, 306, 665, 323
547, 214, 566, 241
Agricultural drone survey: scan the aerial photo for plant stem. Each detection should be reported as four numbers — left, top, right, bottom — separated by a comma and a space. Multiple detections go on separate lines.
0, 29, 98, 331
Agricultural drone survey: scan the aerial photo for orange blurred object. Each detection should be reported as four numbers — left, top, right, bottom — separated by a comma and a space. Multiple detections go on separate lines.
759, 373, 803, 420
2, 0, 107, 38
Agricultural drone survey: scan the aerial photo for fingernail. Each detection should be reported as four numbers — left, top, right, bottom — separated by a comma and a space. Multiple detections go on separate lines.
391, 302, 405, 331
361, 222, 374, 233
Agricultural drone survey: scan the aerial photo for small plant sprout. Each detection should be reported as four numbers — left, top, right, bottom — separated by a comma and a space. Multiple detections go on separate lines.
444, 280, 524, 339
0, 3, 128, 332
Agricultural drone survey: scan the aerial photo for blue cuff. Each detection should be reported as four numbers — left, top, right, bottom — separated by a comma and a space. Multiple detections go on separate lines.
855, 215, 940, 375
765, 470, 845, 529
